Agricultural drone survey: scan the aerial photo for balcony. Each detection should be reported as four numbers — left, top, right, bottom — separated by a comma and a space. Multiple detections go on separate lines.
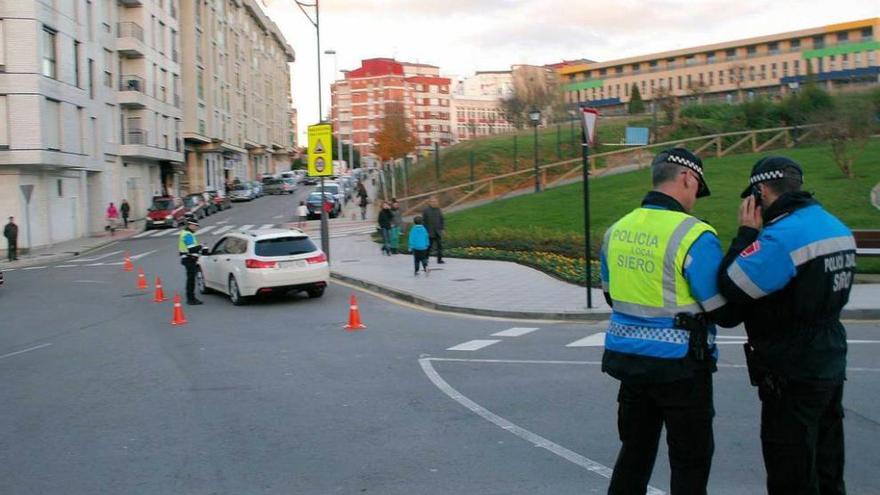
124, 129, 148, 145
118, 75, 147, 108
118, 0, 143, 6
120, 130, 184, 161
117, 22, 145, 58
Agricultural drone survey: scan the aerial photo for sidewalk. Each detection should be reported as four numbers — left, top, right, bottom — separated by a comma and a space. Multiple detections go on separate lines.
1, 220, 143, 270
331, 177, 880, 321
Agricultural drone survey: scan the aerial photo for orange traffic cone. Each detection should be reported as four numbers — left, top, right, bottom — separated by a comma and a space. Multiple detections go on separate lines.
123, 252, 133, 272
136, 267, 148, 290
153, 276, 167, 303
344, 294, 366, 331
171, 293, 187, 326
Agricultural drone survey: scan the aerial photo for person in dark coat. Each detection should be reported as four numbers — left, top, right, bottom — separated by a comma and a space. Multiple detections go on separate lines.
120, 199, 131, 229
4, 216, 18, 261
357, 182, 369, 221
377, 202, 394, 256
421, 196, 445, 264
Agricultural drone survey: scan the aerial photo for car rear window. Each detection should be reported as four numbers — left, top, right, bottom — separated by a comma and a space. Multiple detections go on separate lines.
233, 185, 250, 190
322, 185, 339, 193
255, 237, 317, 257
152, 200, 173, 210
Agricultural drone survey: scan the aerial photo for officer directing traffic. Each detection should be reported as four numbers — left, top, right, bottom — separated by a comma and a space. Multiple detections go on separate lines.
600, 148, 739, 494
718, 156, 855, 494
179, 218, 203, 306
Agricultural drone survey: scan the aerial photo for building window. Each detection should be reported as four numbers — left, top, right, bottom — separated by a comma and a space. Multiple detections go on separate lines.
45, 99, 61, 150
790, 39, 801, 50
812, 35, 824, 49
103, 48, 112, 87
197, 69, 204, 99
57, 179, 64, 197
725, 48, 737, 59
747, 45, 757, 56
706, 52, 716, 63
861, 27, 873, 41
837, 31, 848, 42
42, 27, 57, 78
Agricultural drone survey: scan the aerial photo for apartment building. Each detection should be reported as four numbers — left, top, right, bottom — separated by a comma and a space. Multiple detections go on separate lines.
330, 58, 451, 160
0, 0, 183, 250
560, 18, 880, 113
451, 70, 515, 142
178, 0, 294, 194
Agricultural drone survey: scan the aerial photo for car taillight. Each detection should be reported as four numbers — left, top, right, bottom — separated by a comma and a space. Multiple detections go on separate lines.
245, 259, 277, 269
306, 253, 327, 264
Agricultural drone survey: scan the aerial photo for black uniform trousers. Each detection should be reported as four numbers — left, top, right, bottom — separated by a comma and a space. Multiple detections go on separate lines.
608, 370, 714, 495
760, 380, 845, 495
181, 256, 198, 302
428, 235, 443, 262
6, 239, 16, 261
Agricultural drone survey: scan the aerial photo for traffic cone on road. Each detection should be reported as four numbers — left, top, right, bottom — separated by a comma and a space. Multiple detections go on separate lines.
344, 294, 366, 331
153, 276, 167, 303
136, 267, 148, 290
123, 252, 133, 272
170, 293, 187, 326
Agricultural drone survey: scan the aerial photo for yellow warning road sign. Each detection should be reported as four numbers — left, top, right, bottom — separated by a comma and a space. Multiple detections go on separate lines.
308, 124, 333, 177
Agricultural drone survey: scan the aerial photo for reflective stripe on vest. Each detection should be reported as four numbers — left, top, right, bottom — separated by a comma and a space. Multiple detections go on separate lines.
605, 208, 715, 359
178, 230, 198, 254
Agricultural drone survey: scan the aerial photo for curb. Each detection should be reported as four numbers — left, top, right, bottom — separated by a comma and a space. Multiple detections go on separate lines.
330, 272, 611, 322
331, 272, 880, 322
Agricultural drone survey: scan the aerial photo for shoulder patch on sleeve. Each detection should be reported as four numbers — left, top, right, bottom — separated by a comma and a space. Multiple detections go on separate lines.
740, 240, 761, 258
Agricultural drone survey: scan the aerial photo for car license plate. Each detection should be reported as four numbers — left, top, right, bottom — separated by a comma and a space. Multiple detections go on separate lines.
153, 220, 165, 224
283, 260, 308, 269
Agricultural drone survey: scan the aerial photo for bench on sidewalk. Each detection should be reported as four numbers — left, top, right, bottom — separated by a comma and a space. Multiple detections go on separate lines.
854, 230, 880, 257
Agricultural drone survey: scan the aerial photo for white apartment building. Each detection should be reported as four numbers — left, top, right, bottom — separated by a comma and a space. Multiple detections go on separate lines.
451, 70, 515, 142
0, 0, 183, 251
179, 0, 295, 193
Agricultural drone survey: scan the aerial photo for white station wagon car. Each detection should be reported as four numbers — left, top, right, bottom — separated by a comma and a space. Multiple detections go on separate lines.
196, 228, 329, 305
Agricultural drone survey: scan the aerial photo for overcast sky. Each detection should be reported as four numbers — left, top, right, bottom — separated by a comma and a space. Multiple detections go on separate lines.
260, 0, 878, 142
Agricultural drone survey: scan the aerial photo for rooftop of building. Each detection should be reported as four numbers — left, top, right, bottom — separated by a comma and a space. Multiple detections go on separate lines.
558, 17, 879, 75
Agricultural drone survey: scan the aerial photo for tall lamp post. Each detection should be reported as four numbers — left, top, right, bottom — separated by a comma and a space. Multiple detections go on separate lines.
294, 0, 330, 259
529, 108, 541, 192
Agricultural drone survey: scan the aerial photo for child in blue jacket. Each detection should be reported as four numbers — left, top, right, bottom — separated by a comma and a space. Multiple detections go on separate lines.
408, 216, 430, 276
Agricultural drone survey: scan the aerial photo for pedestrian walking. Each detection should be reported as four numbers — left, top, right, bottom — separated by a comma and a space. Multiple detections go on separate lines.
421, 196, 445, 264
120, 199, 131, 229
408, 216, 430, 276
377, 202, 394, 256
178, 218, 203, 306
600, 148, 739, 494
296, 201, 308, 229
4, 216, 18, 262
357, 181, 369, 221
717, 156, 855, 495
390, 199, 403, 254
105, 202, 119, 235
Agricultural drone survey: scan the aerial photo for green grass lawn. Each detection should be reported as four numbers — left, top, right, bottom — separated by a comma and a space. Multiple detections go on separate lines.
443, 140, 880, 274
402, 115, 653, 195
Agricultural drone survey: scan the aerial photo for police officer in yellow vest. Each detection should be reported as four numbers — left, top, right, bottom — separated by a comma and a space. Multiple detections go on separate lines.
179, 218, 203, 305
600, 148, 740, 494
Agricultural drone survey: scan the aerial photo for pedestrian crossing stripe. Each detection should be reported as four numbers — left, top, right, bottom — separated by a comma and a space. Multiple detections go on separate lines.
128, 223, 376, 239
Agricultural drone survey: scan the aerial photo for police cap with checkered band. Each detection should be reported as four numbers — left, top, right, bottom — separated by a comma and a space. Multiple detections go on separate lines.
651, 147, 710, 198
739, 156, 804, 198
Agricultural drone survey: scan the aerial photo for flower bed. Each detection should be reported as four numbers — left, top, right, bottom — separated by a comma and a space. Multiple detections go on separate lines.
445, 246, 601, 287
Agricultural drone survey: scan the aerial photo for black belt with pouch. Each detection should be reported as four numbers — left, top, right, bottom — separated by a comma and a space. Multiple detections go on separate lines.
673, 312, 710, 361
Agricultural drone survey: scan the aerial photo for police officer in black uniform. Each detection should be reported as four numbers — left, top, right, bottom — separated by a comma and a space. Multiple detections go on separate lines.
718, 156, 855, 495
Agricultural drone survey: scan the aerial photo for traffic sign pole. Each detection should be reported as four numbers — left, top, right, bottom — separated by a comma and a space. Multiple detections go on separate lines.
581, 107, 600, 309
308, 123, 334, 262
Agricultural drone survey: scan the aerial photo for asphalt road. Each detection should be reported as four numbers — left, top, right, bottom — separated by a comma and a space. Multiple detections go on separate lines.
1, 192, 879, 494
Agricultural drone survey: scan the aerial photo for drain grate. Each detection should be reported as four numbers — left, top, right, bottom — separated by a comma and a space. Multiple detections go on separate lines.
451, 278, 475, 282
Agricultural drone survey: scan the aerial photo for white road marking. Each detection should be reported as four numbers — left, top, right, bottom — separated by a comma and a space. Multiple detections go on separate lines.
446, 339, 501, 351
238, 224, 255, 231
3, 268, 15, 272
273, 215, 284, 219
130, 249, 158, 260
55, 265, 78, 268
419, 358, 664, 494
0, 343, 53, 361
23, 266, 47, 270
73, 249, 123, 262
149, 229, 177, 237
132, 230, 153, 238
215, 220, 229, 224
212, 225, 234, 236
85, 263, 105, 266
566, 332, 606, 347
195, 226, 216, 235
491, 327, 539, 337
258, 223, 275, 230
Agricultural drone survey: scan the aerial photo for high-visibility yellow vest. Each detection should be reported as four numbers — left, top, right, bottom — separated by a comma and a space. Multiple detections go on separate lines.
178, 229, 198, 255
603, 207, 715, 358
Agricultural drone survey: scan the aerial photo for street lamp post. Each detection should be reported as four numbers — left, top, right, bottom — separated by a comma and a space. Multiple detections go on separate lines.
529, 108, 541, 192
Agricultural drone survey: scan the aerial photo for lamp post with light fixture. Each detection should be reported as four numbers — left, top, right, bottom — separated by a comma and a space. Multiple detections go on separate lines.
529, 108, 541, 192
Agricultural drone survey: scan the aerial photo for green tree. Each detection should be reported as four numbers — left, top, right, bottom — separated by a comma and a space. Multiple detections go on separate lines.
374, 102, 417, 163
628, 84, 645, 114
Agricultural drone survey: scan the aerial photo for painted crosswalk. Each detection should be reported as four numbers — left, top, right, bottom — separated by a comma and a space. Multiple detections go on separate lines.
3, 249, 159, 272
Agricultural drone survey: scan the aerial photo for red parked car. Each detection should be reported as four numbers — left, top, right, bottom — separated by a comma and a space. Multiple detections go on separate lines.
145, 196, 186, 230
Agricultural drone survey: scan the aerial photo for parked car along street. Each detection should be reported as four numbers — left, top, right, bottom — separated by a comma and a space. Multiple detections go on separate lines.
305, 192, 340, 219
145, 196, 186, 229
229, 184, 256, 202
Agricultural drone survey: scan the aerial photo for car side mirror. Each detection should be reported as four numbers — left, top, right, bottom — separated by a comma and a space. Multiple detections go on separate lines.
201, 248, 210, 256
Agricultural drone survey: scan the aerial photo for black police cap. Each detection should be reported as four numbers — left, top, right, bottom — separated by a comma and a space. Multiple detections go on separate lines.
651, 147, 710, 198
740, 156, 804, 198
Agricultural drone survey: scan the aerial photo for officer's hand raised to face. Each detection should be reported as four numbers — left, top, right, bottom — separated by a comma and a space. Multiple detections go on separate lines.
739, 195, 763, 230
